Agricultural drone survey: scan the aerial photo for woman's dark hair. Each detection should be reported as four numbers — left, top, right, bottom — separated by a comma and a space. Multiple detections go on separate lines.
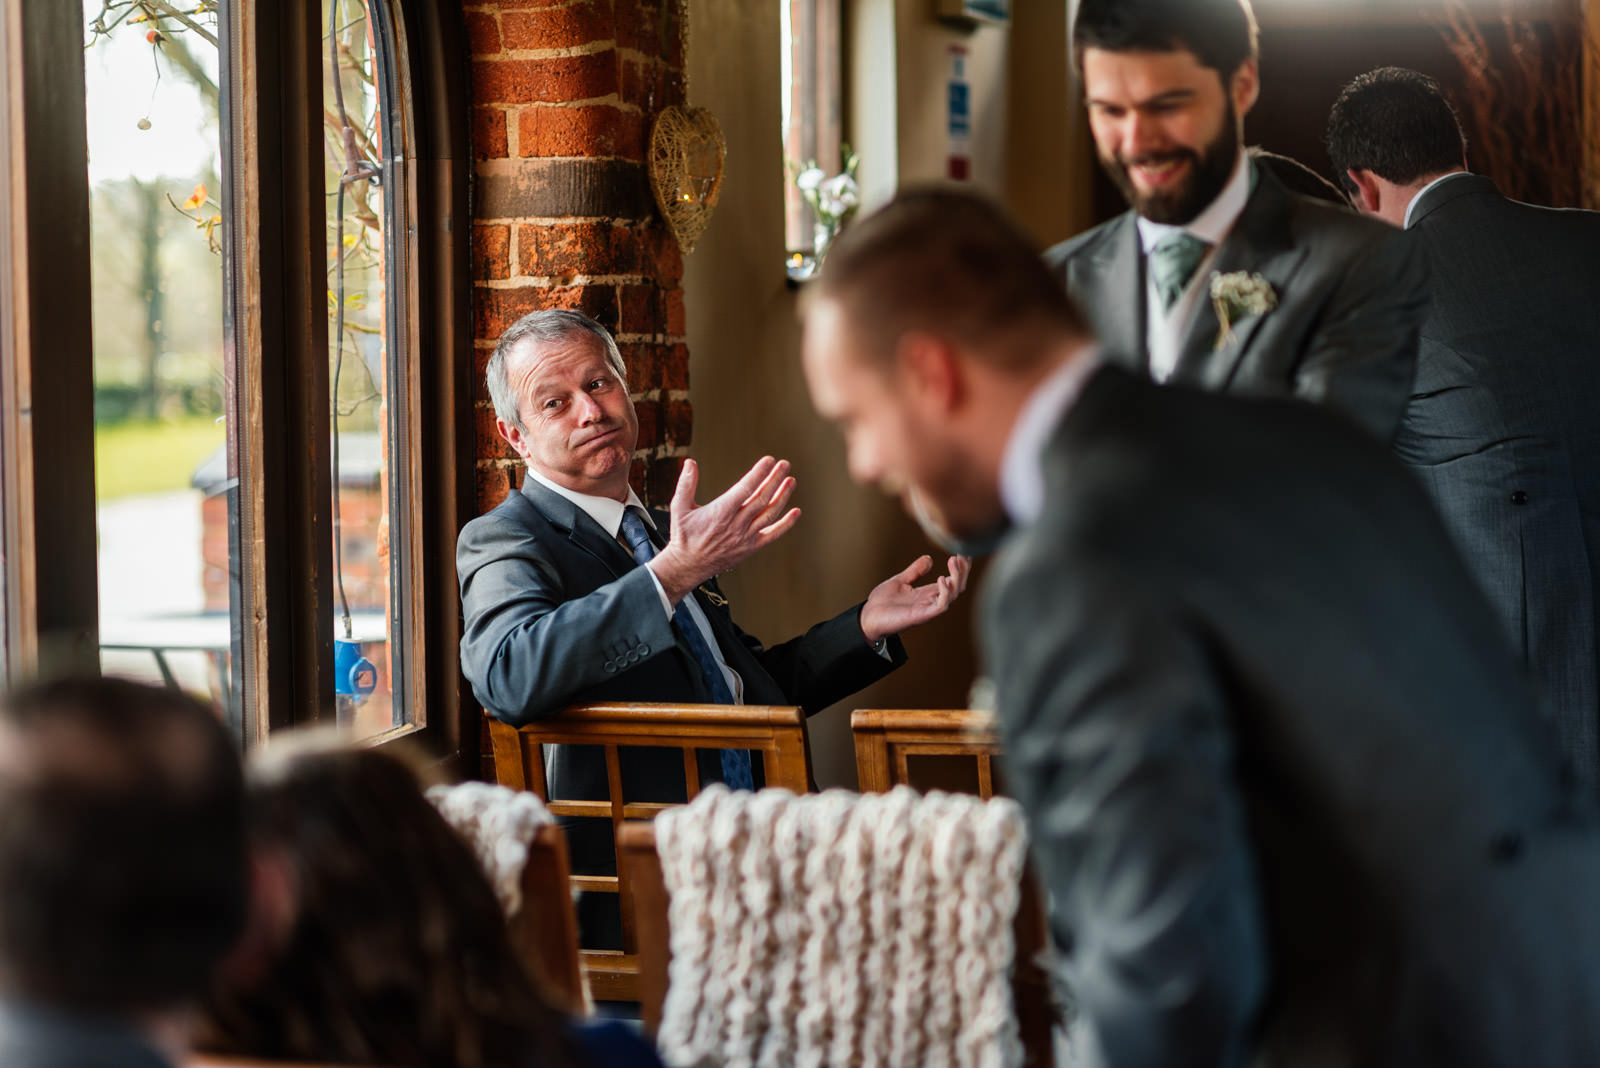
199, 737, 581, 1068
1074, 0, 1260, 81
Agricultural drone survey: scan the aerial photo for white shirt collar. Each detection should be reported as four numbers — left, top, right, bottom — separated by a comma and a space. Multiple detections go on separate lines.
1403, 170, 1473, 229
525, 467, 650, 538
999, 348, 1102, 526
1136, 149, 1253, 255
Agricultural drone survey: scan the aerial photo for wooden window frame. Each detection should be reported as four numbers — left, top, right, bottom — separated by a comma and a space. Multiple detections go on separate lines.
783, 0, 843, 253
0, 0, 472, 771
222, 0, 473, 765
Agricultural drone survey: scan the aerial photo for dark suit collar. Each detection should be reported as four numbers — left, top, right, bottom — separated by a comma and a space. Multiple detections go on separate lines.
1406, 172, 1496, 229
1169, 164, 1309, 389
1066, 213, 1146, 371
518, 474, 636, 578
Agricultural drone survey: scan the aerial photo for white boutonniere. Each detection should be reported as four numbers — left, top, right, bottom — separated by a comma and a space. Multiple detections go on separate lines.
1209, 271, 1277, 351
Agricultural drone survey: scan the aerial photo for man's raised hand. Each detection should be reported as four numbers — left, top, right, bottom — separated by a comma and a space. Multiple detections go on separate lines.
648, 457, 802, 604
859, 554, 971, 644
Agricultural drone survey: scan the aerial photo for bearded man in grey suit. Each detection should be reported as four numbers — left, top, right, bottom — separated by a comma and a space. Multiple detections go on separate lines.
803, 188, 1600, 1068
1049, 0, 1426, 443
1328, 67, 1600, 792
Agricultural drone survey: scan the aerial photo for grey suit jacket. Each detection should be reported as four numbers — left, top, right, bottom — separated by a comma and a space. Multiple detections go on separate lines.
1045, 164, 1427, 442
0, 1003, 174, 1068
458, 475, 904, 808
983, 365, 1600, 1068
1398, 174, 1600, 789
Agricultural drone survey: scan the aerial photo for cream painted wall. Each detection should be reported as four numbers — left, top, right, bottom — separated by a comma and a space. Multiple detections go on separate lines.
682, 0, 1095, 788
685, 0, 982, 790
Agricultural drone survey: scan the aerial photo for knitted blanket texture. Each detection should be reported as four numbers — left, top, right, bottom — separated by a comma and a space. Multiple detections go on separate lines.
654, 785, 1029, 1068
426, 780, 554, 916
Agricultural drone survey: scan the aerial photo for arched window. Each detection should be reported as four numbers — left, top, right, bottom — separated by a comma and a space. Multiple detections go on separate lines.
4, 0, 471, 764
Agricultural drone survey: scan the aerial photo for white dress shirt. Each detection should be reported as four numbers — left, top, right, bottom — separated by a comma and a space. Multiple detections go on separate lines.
524, 468, 746, 701
1403, 170, 1473, 230
1136, 150, 1254, 382
999, 348, 1103, 527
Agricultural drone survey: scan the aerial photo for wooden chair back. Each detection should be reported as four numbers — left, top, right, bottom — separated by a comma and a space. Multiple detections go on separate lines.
509, 823, 587, 1015
618, 821, 1055, 1067
486, 702, 812, 1003
852, 707, 1005, 798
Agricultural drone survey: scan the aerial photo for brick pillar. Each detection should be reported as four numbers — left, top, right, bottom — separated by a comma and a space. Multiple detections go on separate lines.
469, 0, 692, 514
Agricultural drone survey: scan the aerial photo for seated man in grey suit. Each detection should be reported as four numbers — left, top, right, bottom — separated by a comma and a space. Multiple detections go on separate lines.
802, 189, 1600, 1068
0, 678, 249, 1068
1328, 66, 1600, 793
458, 309, 967, 941
1049, 0, 1426, 443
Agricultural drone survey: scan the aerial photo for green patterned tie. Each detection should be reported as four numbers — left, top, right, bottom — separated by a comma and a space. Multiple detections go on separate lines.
1149, 232, 1212, 312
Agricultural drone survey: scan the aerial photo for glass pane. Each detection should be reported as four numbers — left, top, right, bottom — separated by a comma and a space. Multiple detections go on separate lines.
84, 0, 240, 738
324, 0, 406, 736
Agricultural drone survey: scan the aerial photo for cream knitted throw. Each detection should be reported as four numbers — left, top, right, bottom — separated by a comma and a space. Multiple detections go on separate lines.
654, 785, 1029, 1068
426, 780, 554, 917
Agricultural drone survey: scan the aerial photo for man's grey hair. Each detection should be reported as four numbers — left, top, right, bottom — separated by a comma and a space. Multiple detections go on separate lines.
486, 309, 628, 432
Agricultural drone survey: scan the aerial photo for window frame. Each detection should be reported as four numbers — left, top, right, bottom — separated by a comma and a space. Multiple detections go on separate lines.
221, 0, 473, 762
0, 0, 472, 769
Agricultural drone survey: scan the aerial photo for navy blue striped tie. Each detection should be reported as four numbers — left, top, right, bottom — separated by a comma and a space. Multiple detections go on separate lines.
619, 508, 754, 790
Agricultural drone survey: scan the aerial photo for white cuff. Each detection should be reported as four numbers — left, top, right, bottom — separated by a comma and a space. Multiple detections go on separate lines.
644, 564, 675, 618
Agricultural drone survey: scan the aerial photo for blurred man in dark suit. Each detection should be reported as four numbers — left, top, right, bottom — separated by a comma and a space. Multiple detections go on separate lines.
803, 187, 1600, 1068
1048, 0, 1426, 442
0, 678, 249, 1068
1329, 66, 1600, 791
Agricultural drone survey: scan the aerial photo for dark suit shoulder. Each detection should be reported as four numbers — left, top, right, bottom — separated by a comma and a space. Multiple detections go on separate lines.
1043, 213, 1130, 271
455, 490, 561, 579
1283, 192, 1406, 256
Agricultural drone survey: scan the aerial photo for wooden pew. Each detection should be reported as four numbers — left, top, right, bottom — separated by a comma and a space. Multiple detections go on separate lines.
852, 707, 1005, 798
508, 822, 587, 1015
618, 820, 1056, 1067
486, 702, 812, 1003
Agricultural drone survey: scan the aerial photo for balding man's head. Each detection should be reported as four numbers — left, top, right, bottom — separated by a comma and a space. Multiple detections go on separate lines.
0, 678, 246, 1014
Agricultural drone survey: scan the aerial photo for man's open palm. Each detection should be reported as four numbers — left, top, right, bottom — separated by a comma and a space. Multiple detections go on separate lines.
860, 554, 971, 643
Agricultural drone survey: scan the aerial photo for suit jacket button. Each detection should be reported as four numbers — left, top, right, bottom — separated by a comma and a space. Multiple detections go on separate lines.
640, 644, 650, 656
1510, 491, 1529, 505
603, 660, 615, 673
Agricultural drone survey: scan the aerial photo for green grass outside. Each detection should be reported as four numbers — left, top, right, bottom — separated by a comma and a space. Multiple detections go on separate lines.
95, 415, 226, 501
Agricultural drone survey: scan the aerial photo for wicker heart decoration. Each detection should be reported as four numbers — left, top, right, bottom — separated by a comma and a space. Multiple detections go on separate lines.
648, 105, 726, 254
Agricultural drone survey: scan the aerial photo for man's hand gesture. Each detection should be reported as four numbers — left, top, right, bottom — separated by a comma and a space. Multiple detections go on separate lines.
648, 457, 801, 604
859, 555, 971, 644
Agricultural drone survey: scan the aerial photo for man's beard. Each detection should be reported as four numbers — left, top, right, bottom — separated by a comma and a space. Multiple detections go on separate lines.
908, 488, 1010, 559
1102, 108, 1241, 225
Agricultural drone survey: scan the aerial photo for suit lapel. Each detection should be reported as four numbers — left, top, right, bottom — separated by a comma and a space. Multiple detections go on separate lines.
1068, 214, 1146, 372
1169, 167, 1308, 391
518, 478, 634, 579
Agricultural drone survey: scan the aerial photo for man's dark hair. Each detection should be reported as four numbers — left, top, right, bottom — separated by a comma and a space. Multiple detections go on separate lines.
1326, 67, 1467, 193
0, 677, 247, 1013
811, 188, 1090, 372
1074, 0, 1260, 80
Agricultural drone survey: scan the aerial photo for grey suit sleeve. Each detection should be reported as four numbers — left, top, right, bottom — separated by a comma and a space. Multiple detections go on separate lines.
983, 550, 1267, 1068
1292, 227, 1427, 442
457, 514, 679, 725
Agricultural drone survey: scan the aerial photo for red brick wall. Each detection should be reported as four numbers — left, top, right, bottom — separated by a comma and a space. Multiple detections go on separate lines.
468, 0, 692, 514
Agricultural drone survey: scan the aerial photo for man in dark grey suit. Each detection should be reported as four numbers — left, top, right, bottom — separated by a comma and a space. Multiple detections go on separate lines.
458, 309, 967, 939
802, 188, 1600, 1068
1329, 66, 1600, 791
0, 678, 249, 1068
1049, 0, 1426, 443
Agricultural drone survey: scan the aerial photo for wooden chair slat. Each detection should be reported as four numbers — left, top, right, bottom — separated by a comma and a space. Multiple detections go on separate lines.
485, 703, 813, 1004
851, 707, 1005, 799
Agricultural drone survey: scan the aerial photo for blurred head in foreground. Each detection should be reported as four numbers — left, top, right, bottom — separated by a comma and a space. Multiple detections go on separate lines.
0, 677, 247, 1019
800, 188, 1094, 554
198, 735, 580, 1068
